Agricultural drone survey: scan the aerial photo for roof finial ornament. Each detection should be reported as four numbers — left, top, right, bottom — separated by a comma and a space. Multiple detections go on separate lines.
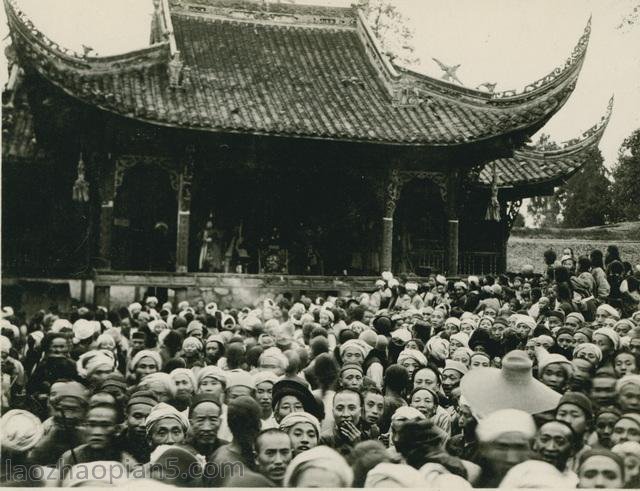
81, 44, 94, 57
432, 58, 462, 85
476, 82, 497, 93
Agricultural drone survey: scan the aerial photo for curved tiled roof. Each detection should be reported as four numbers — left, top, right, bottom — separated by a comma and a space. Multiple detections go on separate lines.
479, 97, 613, 188
5, 0, 590, 146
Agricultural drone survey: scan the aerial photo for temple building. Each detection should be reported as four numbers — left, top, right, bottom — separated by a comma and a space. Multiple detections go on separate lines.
2, 0, 612, 307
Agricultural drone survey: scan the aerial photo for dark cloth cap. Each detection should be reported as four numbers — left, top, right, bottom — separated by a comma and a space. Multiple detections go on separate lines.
493, 317, 510, 328
189, 393, 222, 413
127, 390, 158, 409
99, 378, 128, 394
576, 327, 594, 340
557, 391, 593, 419
395, 419, 447, 458
373, 316, 393, 336
340, 362, 364, 376
547, 310, 566, 322
272, 377, 323, 420
131, 331, 147, 340
555, 327, 574, 338
578, 449, 625, 477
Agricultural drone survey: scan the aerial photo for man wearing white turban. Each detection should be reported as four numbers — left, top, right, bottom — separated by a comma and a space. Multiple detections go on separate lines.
475, 409, 537, 487
145, 402, 190, 451
130, 350, 162, 383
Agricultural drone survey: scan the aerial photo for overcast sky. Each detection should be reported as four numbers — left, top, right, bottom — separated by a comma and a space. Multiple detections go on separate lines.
2, 0, 639, 169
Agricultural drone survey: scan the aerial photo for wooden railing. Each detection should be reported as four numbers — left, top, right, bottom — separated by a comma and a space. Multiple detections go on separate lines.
408, 250, 499, 275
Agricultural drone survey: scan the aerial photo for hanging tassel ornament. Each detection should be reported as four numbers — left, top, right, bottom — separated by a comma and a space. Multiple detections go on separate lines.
72, 152, 90, 203
485, 162, 501, 221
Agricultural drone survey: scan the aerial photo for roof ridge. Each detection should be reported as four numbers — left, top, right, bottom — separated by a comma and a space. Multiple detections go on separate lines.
168, 0, 358, 28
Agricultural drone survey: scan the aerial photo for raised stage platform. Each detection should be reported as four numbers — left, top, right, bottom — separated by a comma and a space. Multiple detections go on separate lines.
92, 270, 408, 309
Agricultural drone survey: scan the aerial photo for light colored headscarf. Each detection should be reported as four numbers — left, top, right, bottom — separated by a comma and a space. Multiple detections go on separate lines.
365, 462, 426, 487
139, 373, 177, 398
397, 349, 427, 367
450, 332, 470, 348
131, 349, 163, 371
76, 350, 116, 378
498, 459, 577, 488
339, 339, 373, 359
279, 411, 321, 436
476, 409, 536, 442
145, 402, 189, 436
426, 337, 450, 361
596, 304, 620, 320
283, 445, 353, 487
616, 374, 640, 393
573, 343, 603, 364
259, 347, 289, 369
593, 327, 621, 350
196, 365, 227, 388
0, 335, 12, 354
170, 368, 197, 391
1, 409, 43, 452
182, 336, 204, 352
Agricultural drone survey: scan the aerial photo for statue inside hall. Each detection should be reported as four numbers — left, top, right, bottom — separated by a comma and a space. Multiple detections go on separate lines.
197, 214, 225, 272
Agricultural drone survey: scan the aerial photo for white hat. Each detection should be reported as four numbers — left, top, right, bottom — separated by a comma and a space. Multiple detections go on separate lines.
476, 409, 536, 442
72, 319, 94, 343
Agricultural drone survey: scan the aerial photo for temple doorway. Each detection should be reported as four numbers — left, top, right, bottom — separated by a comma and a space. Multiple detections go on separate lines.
394, 178, 446, 274
112, 163, 176, 271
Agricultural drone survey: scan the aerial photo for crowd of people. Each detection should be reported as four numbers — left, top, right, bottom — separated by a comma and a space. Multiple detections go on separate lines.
1, 245, 639, 488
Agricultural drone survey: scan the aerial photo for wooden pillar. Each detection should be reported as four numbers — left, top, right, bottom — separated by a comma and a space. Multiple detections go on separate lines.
98, 156, 115, 269
446, 170, 459, 276
380, 169, 401, 273
175, 146, 194, 273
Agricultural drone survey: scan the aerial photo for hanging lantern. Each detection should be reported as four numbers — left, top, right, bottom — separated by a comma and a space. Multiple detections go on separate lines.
72, 152, 90, 203
485, 162, 501, 221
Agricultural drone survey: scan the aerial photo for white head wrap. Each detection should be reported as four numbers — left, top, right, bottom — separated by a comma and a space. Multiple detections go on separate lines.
76, 350, 116, 378
0, 335, 11, 354
196, 365, 227, 387
499, 460, 576, 488
51, 318, 72, 332
131, 349, 163, 371
72, 319, 94, 343
391, 328, 412, 343
476, 409, 536, 442
365, 463, 426, 488
0, 409, 43, 452
182, 336, 204, 351
445, 317, 461, 328
426, 337, 450, 361
397, 349, 427, 367
139, 373, 177, 398
573, 343, 603, 363
170, 368, 197, 390
279, 411, 321, 436
259, 347, 289, 369
145, 402, 189, 436
283, 445, 353, 487
596, 304, 621, 320
593, 327, 621, 350
339, 339, 373, 359
253, 370, 280, 387
450, 332, 470, 348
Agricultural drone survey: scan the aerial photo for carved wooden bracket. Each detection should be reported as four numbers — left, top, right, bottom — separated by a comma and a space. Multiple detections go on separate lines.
114, 155, 178, 196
